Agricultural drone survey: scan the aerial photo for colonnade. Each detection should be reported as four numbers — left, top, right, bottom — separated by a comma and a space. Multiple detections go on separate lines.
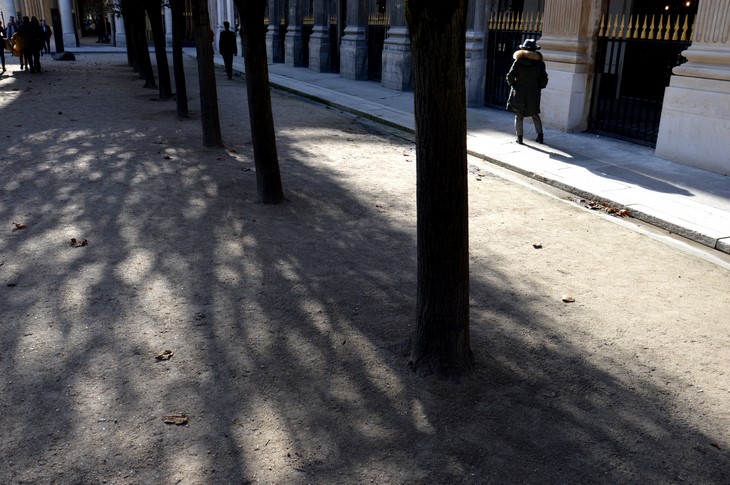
1, 0, 727, 174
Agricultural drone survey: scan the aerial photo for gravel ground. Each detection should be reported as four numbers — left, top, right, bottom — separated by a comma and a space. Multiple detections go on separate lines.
1, 53, 729, 484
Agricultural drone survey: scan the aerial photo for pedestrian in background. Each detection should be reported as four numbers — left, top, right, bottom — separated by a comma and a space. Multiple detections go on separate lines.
506, 39, 548, 145
6, 16, 17, 38
40, 19, 52, 54
0, 20, 7, 72
218, 21, 237, 79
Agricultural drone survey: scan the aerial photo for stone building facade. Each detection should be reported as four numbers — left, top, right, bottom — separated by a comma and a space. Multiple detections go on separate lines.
2, 0, 727, 175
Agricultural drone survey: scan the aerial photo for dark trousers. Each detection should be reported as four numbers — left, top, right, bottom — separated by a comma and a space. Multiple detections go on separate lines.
222, 53, 234, 78
0, 50, 5, 70
514, 113, 543, 137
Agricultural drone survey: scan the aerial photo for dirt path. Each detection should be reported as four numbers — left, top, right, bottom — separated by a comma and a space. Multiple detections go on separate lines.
1, 54, 729, 484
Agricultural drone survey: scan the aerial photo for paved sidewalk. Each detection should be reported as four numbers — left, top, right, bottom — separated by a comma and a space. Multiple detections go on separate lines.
68, 43, 730, 255
258, 60, 730, 256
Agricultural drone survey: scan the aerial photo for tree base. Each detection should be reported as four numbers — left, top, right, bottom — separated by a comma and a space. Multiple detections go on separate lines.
52, 52, 76, 61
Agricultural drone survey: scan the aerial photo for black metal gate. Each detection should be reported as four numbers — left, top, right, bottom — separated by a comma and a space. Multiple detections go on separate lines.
302, 16, 314, 67
485, 12, 542, 109
367, 13, 388, 81
588, 13, 693, 146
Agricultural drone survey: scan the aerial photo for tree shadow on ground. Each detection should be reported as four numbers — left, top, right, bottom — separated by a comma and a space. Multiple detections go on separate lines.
0, 56, 727, 484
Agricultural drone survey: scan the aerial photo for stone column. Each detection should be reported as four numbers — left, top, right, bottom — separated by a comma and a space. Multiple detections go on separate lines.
266, 0, 284, 63
2, 0, 15, 21
465, 0, 488, 105
339, 0, 368, 80
538, 0, 602, 131
59, 0, 77, 48
216, 0, 225, 28
164, 4, 173, 47
114, 12, 126, 47
655, 0, 730, 175
285, 0, 305, 66
226, 0, 235, 23
308, 0, 331, 72
381, 0, 411, 90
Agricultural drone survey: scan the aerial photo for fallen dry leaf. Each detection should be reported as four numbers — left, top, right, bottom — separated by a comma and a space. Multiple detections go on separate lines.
562, 294, 575, 303
155, 350, 174, 361
70, 238, 90, 248
532, 243, 543, 249
162, 413, 188, 425
12, 222, 27, 230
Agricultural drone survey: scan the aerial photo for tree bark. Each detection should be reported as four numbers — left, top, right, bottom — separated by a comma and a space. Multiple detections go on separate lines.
406, 0, 473, 378
126, 0, 156, 88
170, 0, 189, 118
233, 0, 284, 204
191, 0, 223, 147
145, 0, 173, 100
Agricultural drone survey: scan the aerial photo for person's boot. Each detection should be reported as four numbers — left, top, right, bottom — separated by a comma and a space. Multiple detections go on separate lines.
516, 136, 523, 144
536, 133, 544, 144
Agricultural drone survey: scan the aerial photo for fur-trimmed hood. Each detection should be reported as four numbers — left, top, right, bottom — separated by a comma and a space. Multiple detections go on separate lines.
513, 50, 543, 61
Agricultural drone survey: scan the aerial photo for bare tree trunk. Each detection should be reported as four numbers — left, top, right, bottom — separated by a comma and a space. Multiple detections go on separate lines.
233, 0, 284, 204
145, 0, 173, 100
191, 0, 223, 147
170, 0, 189, 118
119, 0, 137, 70
125, 0, 156, 88
406, 0, 473, 378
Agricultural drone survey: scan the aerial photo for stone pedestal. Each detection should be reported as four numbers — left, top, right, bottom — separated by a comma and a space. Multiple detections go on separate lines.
114, 14, 126, 47
538, 0, 601, 131
308, 24, 331, 72
339, 25, 368, 80
655, 0, 730, 175
60, 0, 77, 48
381, 26, 412, 90
465, 30, 486, 107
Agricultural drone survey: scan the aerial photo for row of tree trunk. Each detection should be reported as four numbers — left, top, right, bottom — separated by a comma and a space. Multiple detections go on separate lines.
116, 0, 473, 380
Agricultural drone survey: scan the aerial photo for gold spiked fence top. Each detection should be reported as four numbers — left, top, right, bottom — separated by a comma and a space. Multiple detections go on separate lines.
597, 13, 694, 41
368, 13, 390, 26
488, 11, 543, 32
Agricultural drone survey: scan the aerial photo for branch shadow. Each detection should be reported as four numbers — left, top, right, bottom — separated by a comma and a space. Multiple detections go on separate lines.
0, 55, 727, 484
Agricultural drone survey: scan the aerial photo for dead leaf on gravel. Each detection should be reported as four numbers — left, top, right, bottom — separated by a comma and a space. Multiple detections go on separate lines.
155, 350, 174, 361
12, 222, 27, 230
70, 238, 89, 248
532, 243, 543, 249
562, 294, 575, 303
162, 413, 188, 425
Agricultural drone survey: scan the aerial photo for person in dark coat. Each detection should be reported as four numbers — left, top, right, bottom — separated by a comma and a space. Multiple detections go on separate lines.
6, 16, 17, 39
40, 19, 52, 54
0, 21, 7, 72
506, 39, 549, 144
20, 16, 43, 73
218, 21, 237, 79
15, 16, 31, 71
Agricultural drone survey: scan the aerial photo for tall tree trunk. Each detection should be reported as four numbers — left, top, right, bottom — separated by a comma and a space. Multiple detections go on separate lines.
145, 0, 173, 100
233, 0, 284, 204
126, 0, 156, 88
120, 0, 137, 70
191, 0, 223, 147
406, 0, 472, 378
170, 0, 189, 118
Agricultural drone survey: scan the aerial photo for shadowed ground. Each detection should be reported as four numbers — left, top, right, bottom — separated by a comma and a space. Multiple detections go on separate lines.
0, 54, 729, 484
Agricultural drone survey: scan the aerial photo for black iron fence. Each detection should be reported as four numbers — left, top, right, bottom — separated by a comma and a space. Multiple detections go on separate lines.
485, 12, 543, 109
367, 13, 389, 81
588, 13, 693, 146
329, 15, 341, 73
